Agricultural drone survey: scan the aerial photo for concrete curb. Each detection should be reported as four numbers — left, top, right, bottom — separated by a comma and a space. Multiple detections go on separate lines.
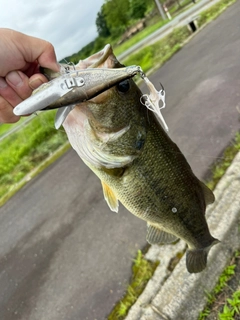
126, 152, 240, 320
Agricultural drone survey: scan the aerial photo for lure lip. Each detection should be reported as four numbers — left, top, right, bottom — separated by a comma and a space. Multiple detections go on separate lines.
13, 65, 141, 116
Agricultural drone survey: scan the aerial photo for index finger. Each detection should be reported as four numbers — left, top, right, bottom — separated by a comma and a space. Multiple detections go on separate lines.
15, 32, 59, 71
1, 29, 60, 76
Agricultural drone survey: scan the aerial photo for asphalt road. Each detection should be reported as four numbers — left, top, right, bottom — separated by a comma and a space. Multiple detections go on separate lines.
1, 2, 240, 320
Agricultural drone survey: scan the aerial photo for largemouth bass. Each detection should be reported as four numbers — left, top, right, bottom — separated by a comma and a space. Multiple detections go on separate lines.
43, 45, 219, 273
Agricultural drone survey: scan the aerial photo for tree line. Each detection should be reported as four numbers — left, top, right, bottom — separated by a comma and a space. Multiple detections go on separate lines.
60, 0, 154, 64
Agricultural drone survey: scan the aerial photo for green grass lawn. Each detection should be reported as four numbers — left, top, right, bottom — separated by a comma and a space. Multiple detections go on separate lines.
113, 19, 168, 57
0, 111, 68, 201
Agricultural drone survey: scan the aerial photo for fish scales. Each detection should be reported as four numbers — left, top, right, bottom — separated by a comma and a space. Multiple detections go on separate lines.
43, 44, 219, 273
89, 110, 210, 242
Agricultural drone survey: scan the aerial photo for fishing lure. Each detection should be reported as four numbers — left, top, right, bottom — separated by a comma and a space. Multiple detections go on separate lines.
139, 70, 168, 132
14, 65, 168, 132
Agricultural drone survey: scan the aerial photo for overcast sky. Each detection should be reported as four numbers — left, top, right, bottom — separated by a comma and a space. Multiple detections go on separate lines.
1, 0, 105, 60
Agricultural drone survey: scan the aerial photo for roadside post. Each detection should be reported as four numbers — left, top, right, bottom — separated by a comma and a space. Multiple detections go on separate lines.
163, 4, 172, 20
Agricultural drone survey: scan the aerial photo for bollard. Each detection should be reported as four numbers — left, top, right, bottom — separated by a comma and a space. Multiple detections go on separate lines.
163, 4, 172, 20
187, 16, 199, 32
188, 20, 197, 32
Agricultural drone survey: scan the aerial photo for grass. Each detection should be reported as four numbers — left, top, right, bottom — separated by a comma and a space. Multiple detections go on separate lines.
123, 26, 189, 72
0, 111, 68, 202
199, 251, 240, 320
108, 250, 159, 320
113, 19, 168, 57
0, 141, 70, 207
197, 0, 237, 28
169, 0, 193, 15
206, 132, 240, 191
218, 291, 240, 319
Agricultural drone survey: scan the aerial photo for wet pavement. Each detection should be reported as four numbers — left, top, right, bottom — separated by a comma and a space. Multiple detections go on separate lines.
0, 1, 240, 319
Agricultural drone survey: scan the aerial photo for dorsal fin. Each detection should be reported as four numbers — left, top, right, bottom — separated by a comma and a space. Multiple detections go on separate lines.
199, 181, 215, 205
146, 223, 178, 244
101, 181, 119, 213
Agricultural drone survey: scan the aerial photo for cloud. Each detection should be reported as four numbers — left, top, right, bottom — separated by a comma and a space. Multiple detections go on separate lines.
0, 0, 104, 60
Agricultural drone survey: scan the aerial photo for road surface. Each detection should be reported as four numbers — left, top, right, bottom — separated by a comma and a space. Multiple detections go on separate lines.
0, 2, 240, 319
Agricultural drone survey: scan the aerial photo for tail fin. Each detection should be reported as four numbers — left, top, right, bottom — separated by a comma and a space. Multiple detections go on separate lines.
186, 239, 219, 273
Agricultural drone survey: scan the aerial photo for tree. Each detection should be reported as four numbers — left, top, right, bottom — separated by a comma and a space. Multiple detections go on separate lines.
103, 0, 130, 33
130, 0, 147, 19
93, 37, 108, 53
96, 6, 111, 38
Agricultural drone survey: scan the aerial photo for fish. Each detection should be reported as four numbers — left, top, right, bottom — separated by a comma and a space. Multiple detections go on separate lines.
42, 44, 219, 273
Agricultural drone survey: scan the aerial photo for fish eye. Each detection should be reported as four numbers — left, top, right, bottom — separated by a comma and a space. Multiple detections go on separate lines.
117, 79, 130, 93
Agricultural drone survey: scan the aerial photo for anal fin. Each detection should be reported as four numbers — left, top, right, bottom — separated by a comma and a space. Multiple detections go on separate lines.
200, 181, 215, 205
101, 181, 119, 213
146, 223, 178, 244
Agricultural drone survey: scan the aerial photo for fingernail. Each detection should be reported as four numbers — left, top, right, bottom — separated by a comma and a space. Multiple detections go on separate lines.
29, 78, 44, 90
0, 77, 7, 88
7, 71, 23, 87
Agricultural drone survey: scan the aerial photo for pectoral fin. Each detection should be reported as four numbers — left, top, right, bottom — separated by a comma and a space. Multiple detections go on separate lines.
146, 223, 178, 244
101, 181, 119, 213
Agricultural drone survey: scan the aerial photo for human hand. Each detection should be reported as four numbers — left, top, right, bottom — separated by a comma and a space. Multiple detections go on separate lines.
0, 28, 59, 123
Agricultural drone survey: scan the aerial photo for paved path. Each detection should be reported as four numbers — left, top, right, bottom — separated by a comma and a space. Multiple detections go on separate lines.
0, 1, 240, 319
